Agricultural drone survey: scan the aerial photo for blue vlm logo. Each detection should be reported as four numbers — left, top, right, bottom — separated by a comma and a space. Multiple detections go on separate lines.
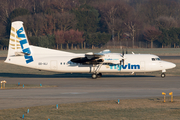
110, 63, 140, 71
17, 27, 34, 64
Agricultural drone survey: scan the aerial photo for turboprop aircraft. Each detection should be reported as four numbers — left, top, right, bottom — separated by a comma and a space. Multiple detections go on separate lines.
5, 21, 176, 79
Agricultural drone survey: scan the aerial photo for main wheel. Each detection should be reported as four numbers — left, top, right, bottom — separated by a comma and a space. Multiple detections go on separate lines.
161, 73, 165, 78
97, 73, 102, 78
92, 73, 97, 79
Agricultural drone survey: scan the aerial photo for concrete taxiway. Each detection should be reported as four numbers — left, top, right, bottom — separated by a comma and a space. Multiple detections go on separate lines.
0, 76, 180, 110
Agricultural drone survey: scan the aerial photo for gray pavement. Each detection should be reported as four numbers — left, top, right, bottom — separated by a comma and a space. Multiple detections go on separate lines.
0, 76, 180, 110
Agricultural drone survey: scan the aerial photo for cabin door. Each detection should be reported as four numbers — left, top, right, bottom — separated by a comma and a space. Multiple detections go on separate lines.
140, 61, 145, 70
50, 60, 58, 70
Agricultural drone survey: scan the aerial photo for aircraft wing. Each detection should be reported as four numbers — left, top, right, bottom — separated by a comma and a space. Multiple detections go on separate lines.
70, 49, 111, 64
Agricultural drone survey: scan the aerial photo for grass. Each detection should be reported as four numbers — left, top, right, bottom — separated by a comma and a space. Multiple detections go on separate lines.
63, 48, 180, 56
0, 97, 180, 120
0, 51, 8, 57
1, 48, 180, 56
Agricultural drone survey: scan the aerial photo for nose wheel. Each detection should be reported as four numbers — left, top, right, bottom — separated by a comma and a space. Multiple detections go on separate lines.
161, 73, 165, 78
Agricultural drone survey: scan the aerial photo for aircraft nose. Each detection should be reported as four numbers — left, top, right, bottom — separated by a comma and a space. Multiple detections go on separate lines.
164, 62, 176, 69
172, 63, 176, 68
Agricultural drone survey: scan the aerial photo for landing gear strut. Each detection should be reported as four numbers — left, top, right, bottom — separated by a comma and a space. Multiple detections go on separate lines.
161, 73, 165, 78
91, 63, 103, 79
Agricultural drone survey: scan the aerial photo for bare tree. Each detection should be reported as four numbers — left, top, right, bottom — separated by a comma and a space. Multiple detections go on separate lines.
0, 0, 31, 23
97, 0, 134, 48
113, 18, 124, 41
74, 30, 84, 49
55, 30, 65, 49
98, 1, 117, 41
137, 0, 180, 25
44, 0, 78, 13
155, 16, 178, 29
143, 26, 162, 48
124, 21, 136, 48
55, 12, 77, 31
41, 15, 54, 35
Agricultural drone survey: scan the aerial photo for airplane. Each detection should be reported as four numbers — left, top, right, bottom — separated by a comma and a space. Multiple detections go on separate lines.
4, 21, 176, 79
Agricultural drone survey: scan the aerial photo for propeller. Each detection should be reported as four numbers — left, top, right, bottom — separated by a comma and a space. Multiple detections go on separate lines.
120, 49, 125, 68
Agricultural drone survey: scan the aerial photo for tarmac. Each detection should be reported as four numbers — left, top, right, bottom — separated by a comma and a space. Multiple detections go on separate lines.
0, 76, 180, 110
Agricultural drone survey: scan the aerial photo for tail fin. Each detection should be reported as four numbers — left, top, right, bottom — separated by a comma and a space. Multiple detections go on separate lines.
5, 21, 34, 64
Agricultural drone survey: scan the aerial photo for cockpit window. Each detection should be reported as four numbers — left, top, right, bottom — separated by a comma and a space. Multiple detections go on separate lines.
152, 58, 161, 61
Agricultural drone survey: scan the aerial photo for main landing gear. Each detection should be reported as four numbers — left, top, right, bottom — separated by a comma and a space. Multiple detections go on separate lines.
92, 73, 102, 79
91, 63, 103, 79
161, 73, 165, 78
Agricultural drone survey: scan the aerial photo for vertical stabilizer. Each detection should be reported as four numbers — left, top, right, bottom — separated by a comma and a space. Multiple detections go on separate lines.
5, 21, 34, 64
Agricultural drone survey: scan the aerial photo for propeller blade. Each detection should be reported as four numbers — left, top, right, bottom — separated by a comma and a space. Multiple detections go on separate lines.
122, 49, 124, 56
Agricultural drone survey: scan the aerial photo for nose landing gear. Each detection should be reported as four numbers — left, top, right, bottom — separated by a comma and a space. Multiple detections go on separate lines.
161, 73, 165, 78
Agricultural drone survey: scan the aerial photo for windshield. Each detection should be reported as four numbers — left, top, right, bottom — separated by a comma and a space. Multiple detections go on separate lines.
152, 58, 161, 61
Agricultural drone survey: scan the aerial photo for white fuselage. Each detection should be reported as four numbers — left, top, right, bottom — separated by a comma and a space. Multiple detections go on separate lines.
5, 46, 176, 74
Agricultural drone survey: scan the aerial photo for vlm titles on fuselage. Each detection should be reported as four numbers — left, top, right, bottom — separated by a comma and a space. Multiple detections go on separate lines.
5, 21, 176, 79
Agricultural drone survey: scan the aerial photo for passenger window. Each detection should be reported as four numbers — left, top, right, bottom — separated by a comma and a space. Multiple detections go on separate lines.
152, 58, 155, 61
64, 62, 65, 65
60, 62, 62, 65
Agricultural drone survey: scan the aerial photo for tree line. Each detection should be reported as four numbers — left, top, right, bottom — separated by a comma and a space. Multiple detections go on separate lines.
0, 0, 180, 50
